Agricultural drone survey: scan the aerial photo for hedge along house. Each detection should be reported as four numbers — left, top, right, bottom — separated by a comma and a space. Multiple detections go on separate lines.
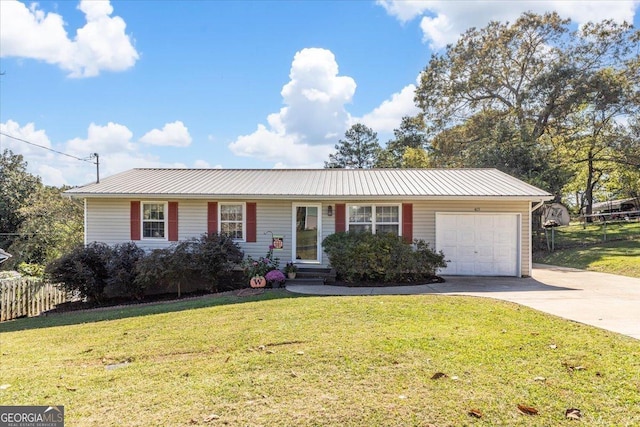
65, 168, 552, 277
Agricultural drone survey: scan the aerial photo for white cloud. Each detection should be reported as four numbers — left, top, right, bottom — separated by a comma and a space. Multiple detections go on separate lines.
193, 160, 211, 168
0, 120, 61, 184
139, 121, 192, 147
63, 122, 192, 183
356, 84, 419, 133
279, 48, 357, 144
193, 160, 222, 169
378, 0, 639, 49
66, 122, 135, 156
1, 120, 189, 186
0, 0, 139, 77
230, 124, 334, 167
228, 48, 356, 166
1, 120, 53, 155
38, 164, 68, 187
375, 0, 433, 23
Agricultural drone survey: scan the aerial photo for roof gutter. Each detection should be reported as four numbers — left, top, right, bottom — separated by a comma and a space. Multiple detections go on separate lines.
65, 193, 554, 202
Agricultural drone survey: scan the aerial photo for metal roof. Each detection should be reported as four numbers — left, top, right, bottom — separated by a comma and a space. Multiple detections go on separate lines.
64, 168, 553, 200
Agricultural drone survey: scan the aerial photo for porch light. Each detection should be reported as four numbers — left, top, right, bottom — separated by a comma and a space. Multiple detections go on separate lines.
327, 205, 333, 216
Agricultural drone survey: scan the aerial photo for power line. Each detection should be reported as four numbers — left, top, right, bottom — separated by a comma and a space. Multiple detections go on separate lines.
0, 131, 94, 163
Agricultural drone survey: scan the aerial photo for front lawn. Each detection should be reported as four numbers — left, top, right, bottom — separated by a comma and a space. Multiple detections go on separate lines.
1, 292, 638, 426
534, 221, 640, 278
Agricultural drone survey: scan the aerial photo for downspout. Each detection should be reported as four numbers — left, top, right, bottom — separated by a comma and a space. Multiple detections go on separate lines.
84, 198, 88, 246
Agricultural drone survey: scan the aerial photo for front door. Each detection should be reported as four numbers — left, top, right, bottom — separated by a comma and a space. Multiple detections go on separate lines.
292, 204, 322, 263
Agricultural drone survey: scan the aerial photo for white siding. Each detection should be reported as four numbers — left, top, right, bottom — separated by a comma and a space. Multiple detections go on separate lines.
246, 201, 332, 266
178, 200, 207, 240
86, 198, 131, 246
245, 200, 292, 262
86, 198, 208, 250
86, 198, 532, 275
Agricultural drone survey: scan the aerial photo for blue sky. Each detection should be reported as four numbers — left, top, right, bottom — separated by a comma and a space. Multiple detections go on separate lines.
1, 0, 639, 186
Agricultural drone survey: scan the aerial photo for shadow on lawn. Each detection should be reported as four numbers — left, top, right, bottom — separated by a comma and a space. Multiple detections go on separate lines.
0, 289, 308, 333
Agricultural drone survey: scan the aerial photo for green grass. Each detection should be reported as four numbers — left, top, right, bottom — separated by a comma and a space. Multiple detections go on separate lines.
1, 292, 639, 426
535, 239, 640, 278
534, 221, 640, 278
541, 221, 640, 249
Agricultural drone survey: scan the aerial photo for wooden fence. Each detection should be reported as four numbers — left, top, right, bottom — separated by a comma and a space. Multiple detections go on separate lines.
0, 278, 69, 321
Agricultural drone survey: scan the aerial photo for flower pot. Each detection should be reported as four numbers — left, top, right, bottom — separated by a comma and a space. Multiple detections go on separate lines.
250, 276, 266, 288
287, 272, 297, 279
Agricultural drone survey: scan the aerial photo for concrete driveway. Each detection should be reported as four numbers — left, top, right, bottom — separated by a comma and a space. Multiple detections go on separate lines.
286, 264, 640, 340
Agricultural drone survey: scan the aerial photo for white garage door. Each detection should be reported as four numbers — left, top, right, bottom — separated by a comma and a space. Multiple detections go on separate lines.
436, 213, 520, 277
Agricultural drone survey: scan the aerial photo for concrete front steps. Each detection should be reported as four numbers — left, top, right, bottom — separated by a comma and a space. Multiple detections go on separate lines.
285, 267, 336, 286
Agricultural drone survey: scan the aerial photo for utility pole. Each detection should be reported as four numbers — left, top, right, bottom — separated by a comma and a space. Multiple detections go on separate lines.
91, 153, 100, 183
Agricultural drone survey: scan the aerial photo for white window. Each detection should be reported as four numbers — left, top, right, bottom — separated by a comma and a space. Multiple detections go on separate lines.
220, 203, 245, 240
142, 202, 167, 239
348, 204, 400, 236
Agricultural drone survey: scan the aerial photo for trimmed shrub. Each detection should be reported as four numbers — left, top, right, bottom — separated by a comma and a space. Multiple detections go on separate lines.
107, 242, 146, 299
322, 232, 447, 283
45, 242, 112, 302
194, 233, 244, 292
134, 244, 198, 298
134, 248, 172, 295
46, 234, 244, 303
135, 234, 244, 297
165, 240, 201, 297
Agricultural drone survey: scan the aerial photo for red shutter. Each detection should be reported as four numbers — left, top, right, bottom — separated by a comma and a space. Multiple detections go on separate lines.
130, 201, 141, 240
335, 204, 346, 233
207, 202, 218, 235
402, 203, 413, 243
246, 202, 257, 242
168, 202, 179, 241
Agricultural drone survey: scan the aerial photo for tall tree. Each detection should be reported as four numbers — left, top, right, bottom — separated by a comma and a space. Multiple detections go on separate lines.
8, 185, 84, 267
0, 150, 42, 253
430, 109, 569, 194
414, 12, 639, 202
325, 123, 381, 168
402, 147, 431, 168
552, 21, 640, 216
416, 12, 575, 145
376, 116, 428, 168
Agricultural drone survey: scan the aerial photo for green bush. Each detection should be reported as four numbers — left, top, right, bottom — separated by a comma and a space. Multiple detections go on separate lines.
45, 242, 112, 302
322, 232, 447, 283
17, 262, 45, 278
194, 233, 244, 292
135, 234, 244, 296
107, 242, 146, 299
46, 235, 244, 302
134, 248, 172, 295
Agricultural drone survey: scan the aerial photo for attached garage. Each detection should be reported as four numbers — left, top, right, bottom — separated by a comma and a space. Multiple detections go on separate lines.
436, 213, 520, 277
